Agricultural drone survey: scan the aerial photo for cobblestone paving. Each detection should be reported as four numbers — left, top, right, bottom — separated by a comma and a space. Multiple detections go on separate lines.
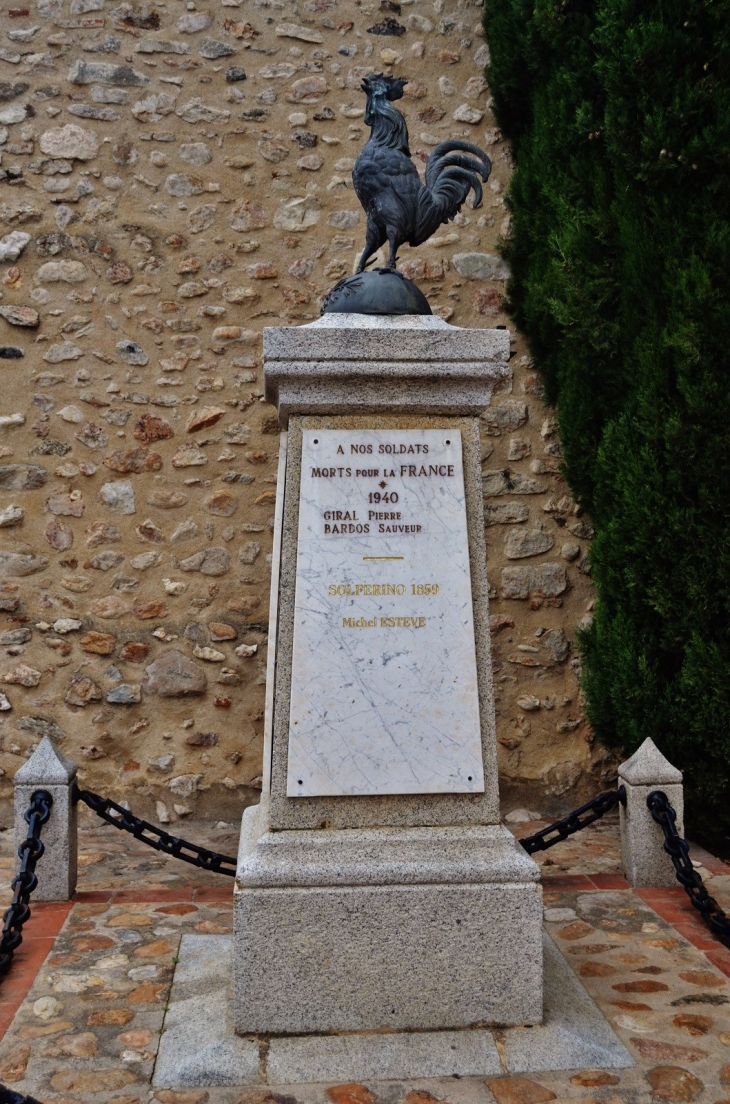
0, 810, 729, 1104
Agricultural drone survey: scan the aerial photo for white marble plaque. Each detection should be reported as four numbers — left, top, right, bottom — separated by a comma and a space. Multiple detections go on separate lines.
287, 428, 484, 797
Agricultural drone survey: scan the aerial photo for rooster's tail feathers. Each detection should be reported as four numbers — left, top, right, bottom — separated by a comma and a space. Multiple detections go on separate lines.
412, 164, 484, 245
445, 166, 484, 208
428, 155, 488, 202
427, 166, 485, 211
426, 140, 491, 190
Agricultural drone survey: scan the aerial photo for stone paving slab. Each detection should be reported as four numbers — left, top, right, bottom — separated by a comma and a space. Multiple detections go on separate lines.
266, 1031, 504, 1086
153, 934, 260, 1087
503, 936, 632, 1074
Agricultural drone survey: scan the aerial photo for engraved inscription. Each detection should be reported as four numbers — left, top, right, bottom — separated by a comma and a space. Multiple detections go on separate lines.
287, 428, 484, 798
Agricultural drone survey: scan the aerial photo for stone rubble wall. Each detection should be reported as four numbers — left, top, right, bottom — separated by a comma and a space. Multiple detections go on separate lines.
0, 0, 611, 821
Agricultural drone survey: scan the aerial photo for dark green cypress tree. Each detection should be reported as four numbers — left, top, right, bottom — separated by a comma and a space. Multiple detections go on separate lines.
483, 0, 730, 845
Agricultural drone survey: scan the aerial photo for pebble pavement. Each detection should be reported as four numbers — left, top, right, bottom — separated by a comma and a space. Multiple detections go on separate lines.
0, 808, 729, 1104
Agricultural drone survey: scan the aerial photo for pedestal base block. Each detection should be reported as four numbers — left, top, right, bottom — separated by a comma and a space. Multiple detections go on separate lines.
154, 933, 633, 1088
234, 807, 542, 1035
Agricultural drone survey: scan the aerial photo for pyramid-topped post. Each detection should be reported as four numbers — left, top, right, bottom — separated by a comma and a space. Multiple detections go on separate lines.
618, 737, 683, 888
14, 736, 78, 901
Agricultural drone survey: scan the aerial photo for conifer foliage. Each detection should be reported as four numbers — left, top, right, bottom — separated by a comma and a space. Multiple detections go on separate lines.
482, 0, 730, 844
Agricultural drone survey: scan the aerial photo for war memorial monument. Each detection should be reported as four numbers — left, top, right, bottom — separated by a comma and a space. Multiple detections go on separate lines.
233, 73, 542, 1038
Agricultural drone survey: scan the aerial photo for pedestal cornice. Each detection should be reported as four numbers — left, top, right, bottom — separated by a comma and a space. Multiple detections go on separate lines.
264, 314, 511, 424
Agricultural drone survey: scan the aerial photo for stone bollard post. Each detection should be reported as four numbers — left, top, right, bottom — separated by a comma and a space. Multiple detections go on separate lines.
14, 736, 78, 901
618, 736, 684, 888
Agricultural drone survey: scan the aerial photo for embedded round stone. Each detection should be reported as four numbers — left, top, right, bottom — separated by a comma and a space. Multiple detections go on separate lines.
79, 631, 116, 655
106, 683, 141, 704
40, 123, 100, 160
0, 551, 48, 576
178, 547, 230, 576
65, 676, 102, 706
0, 305, 39, 327
144, 650, 207, 696
452, 252, 510, 280
98, 481, 135, 514
116, 339, 148, 366
134, 415, 174, 444
179, 142, 211, 166
199, 38, 235, 58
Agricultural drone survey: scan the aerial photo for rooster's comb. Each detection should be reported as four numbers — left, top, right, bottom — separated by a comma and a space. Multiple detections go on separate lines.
361, 73, 408, 101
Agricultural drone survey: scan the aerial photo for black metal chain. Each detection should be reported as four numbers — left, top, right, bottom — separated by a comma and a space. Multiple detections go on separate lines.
75, 789, 237, 877
647, 790, 730, 950
519, 787, 625, 855
0, 1085, 43, 1104
0, 790, 53, 981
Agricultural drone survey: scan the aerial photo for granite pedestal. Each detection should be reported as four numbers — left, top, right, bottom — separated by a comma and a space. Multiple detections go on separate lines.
234, 314, 543, 1036
236, 804, 541, 1032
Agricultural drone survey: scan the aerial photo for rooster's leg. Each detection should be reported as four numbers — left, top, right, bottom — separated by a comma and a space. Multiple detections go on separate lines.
355, 219, 386, 273
384, 237, 399, 271
355, 246, 373, 275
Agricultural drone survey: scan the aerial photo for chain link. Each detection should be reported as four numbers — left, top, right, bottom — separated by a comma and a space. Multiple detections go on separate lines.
75, 789, 237, 877
0, 790, 53, 981
519, 787, 625, 855
647, 790, 730, 950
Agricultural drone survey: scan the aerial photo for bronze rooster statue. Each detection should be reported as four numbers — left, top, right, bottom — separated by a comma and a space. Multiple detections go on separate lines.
352, 74, 492, 273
